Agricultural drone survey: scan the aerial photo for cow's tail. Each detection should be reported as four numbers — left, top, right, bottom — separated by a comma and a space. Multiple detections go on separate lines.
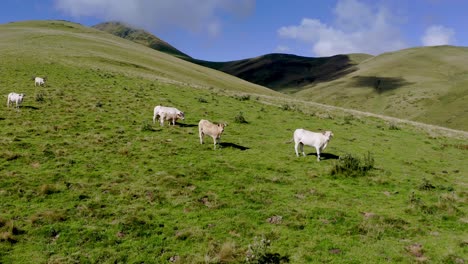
285, 138, 294, 144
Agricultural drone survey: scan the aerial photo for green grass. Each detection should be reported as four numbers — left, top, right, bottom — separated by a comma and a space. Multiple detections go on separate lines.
0, 20, 467, 263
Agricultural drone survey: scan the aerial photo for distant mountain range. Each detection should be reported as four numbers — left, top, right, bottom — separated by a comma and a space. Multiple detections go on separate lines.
93, 22, 468, 130
93, 22, 372, 91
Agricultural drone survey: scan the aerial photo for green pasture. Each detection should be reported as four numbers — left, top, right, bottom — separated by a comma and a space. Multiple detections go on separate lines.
0, 21, 466, 263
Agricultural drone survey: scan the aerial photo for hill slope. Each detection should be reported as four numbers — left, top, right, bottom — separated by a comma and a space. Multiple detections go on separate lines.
93, 21, 191, 59
1, 20, 279, 97
93, 21, 373, 91
192, 53, 371, 91
93, 22, 468, 131
0, 20, 466, 263
297, 46, 468, 131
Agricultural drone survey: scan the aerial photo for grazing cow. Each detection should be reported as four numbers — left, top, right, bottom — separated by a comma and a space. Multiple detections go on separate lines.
34, 77, 46, 87
198, 119, 226, 149
153, 105, 185, 126
7, 92, 25, 109
293, 129, 333, 161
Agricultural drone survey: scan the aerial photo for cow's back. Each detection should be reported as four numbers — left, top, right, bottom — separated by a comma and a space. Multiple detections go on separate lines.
294, 128, 320, 145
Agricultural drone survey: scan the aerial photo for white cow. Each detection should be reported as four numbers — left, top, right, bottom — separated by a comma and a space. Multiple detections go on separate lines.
153, 105, 185, 126
7, 92, 25, 109
293, 129, 334, 161
198, 119, 226, 149
34, 77, 46, 87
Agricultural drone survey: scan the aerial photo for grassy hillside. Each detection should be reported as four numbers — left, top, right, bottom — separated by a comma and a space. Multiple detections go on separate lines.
93, 22, 191, 59
297, 46, 468, 131
0, 20, 467, 263
0, 20, 279, 98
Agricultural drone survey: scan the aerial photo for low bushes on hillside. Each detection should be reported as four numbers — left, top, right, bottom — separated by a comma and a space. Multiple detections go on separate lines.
330, 152, 375, 177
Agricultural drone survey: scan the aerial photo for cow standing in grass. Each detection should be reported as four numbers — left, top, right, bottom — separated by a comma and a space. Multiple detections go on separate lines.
34, 77, 46, 87
198, 119, 226, 149
293, 129, 333, 161
153, 105, 185, 126
7, 92, 25, 109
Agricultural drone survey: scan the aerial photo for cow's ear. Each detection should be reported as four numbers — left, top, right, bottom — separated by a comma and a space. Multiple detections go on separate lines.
322, 131, 326, 135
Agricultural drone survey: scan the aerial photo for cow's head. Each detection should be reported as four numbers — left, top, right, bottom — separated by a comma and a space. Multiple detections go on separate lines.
323, 131, 333, 140
177, 111, 185, 120
217, 123, 227, 133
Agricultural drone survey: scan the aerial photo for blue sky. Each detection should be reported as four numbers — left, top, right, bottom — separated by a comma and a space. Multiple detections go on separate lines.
1, 0, 467, 61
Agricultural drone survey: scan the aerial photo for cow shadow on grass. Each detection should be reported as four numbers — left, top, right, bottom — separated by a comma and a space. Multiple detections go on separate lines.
220, 142, 250, 151
178, 123, 198, 128
22, 106, 40, 110
307, 152, 339, 160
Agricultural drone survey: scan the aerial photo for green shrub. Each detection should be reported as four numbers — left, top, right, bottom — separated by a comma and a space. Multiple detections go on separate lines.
141, 122, 154, 132
246, 236, 289, 263
280, 104, 292, 111
330, 152, 374, 177
234, 94, 250, 101
35, 92, 46, 102
388, 123, 400, 130
234, 111, 248, 124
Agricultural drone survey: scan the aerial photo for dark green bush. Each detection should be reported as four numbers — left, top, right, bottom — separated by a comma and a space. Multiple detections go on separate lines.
330, 152, 374, 177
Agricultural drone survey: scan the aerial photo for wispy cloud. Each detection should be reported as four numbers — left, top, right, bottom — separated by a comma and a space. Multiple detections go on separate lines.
54, 0, 254, 37
277, 0, 407, 56
421, 25, 455, 46
275, 45, 290, 53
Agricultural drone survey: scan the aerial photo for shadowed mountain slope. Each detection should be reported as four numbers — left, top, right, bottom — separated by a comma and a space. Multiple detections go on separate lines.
191, 53, 371, 91
93, 22, 372, 91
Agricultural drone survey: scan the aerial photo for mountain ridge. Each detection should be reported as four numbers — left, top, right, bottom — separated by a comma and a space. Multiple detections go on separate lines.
93, 21, 373, 91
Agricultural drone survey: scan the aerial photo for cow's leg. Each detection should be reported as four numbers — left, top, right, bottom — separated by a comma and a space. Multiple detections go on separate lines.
199, 131, 204, 144
294, 141, 300, 156
300, 143, 306, 156
159, 116, 164, 126
315, 147, 321, 161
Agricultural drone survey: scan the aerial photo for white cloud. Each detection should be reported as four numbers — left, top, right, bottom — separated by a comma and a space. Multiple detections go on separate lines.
275, 45, 290, 53
421, 25, 455, 46
277, 0, 407, 56
54, 0, 254, 37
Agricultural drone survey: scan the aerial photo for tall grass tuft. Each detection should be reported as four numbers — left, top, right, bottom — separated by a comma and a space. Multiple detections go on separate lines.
330, 152, 375, 177
245, 236, 289, 263
35, 91, 46, 102
234, 111, 248, 124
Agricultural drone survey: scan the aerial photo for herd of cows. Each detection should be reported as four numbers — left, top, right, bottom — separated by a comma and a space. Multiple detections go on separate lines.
6, 77, 334, 161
